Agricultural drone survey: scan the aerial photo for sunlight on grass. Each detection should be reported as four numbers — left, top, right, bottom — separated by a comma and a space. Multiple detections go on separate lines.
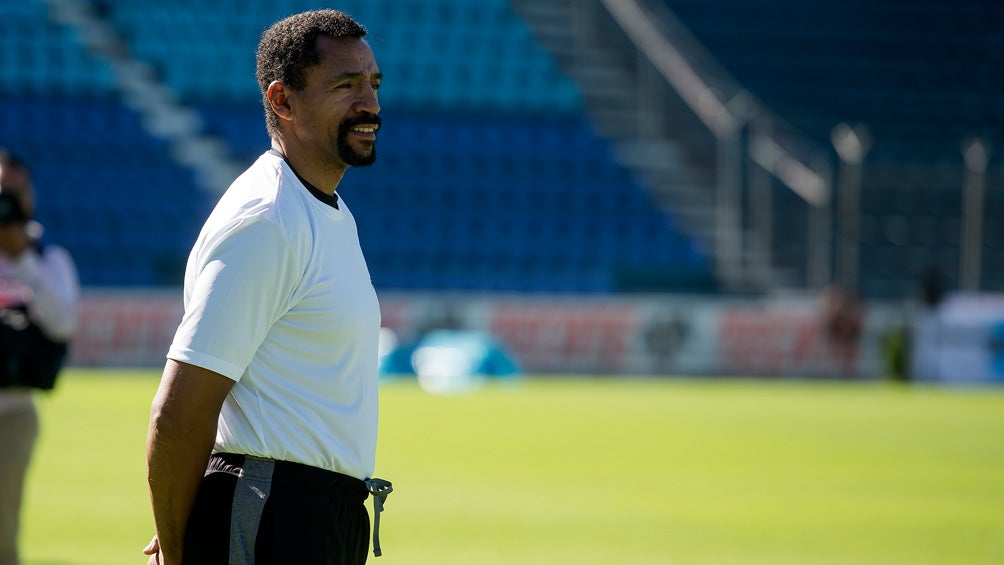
19, 371, 1004, 564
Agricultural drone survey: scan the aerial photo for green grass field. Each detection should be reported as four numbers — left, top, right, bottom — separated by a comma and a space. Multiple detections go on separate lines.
19, 369, 1004, 564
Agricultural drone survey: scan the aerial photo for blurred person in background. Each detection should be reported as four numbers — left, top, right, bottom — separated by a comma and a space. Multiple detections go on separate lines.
0, 150, 79, 565
144, 9, 390, 565
818, 282, 865, 376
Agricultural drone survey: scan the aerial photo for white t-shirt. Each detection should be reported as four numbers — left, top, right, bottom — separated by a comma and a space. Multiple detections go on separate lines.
167, 151, 381, 480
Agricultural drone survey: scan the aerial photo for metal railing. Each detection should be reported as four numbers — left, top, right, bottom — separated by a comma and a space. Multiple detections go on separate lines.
597, 0, 836, 291
590, 0, 995, 295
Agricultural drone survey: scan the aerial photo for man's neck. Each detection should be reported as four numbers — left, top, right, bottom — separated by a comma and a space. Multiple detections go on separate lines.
271, 139, 346, 196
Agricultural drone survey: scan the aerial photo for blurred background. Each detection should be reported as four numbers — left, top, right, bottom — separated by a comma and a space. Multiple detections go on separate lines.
4, 1, 1004, 563
1, 0, 1003, 384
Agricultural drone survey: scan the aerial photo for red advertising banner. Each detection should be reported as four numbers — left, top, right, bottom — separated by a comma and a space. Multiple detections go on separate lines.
717, 308, 859, 377
72, 291, 182, 367
69, 291, 882, 377
489, 303, 638, 373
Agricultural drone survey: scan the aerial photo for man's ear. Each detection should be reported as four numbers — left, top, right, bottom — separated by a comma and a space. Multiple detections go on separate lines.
267, 81, 293, 121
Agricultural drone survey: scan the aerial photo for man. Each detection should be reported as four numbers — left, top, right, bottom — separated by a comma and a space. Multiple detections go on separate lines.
0, 150, 79, 565
144, 10, 390, 565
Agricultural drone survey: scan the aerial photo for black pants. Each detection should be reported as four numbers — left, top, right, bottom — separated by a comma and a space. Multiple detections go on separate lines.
182, 453, 370, 565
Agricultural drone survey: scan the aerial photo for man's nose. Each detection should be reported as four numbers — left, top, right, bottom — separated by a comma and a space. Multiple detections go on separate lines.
355, 85, 380, 115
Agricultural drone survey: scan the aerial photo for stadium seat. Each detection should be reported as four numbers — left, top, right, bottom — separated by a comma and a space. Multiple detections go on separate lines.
0, 0, 710, 292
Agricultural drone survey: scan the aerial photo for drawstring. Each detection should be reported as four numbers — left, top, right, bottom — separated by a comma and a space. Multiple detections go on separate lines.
364, 478, 393, 557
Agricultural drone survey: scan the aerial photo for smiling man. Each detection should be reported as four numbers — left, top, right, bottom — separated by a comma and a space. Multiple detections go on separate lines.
144, 10, 391, 565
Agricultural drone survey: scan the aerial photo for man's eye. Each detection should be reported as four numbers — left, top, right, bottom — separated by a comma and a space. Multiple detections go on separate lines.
371, 83, 381, 90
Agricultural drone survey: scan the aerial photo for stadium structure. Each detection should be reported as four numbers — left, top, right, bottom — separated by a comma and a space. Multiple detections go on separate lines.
1, 0, 1001, 380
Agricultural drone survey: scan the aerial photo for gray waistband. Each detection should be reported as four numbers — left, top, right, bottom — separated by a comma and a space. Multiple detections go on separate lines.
229, 456, 274, 565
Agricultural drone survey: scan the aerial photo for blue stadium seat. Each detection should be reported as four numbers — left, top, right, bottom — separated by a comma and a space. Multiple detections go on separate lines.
1, 0, 710, 292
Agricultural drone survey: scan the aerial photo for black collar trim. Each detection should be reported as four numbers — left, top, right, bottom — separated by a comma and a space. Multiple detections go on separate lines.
269, 149, 339, 210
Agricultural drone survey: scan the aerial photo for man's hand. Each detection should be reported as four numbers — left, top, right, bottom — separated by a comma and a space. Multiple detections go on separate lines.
143, 534, 161, 564
0, 223, 29, 258
147, 360, 235, 565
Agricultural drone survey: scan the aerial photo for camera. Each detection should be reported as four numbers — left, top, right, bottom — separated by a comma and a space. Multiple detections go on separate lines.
0, 192, 27, 224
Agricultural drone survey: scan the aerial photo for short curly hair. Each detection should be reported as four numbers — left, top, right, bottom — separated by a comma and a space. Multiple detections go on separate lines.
256, 9, 368, 140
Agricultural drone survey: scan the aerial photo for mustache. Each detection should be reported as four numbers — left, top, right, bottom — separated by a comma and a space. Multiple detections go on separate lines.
342, 114, 382, 129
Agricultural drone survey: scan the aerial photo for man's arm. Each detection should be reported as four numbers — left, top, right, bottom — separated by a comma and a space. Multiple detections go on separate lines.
147, 359, 236, 565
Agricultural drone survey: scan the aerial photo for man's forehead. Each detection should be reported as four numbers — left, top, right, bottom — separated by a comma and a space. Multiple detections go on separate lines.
314, 35, 379, 73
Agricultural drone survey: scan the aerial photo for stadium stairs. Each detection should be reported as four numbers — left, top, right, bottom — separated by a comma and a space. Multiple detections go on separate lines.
44, 0, 245, 195
512, 0, 785, 294
518, 0, 1004, 299
2, 0, 716, 293
0, 0, 217, 285
664, 0, 1004, 298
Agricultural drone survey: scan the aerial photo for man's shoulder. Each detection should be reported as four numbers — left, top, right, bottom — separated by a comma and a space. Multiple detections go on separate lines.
201, 153, 314, 250
212, 153, 292, 224
226, 151, 285, 203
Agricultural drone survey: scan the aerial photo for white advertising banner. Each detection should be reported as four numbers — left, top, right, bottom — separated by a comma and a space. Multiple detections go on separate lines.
911, 293, 1004, 385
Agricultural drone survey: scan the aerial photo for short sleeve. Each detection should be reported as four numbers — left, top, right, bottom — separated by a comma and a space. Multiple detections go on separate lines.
167, 217, 301, 380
